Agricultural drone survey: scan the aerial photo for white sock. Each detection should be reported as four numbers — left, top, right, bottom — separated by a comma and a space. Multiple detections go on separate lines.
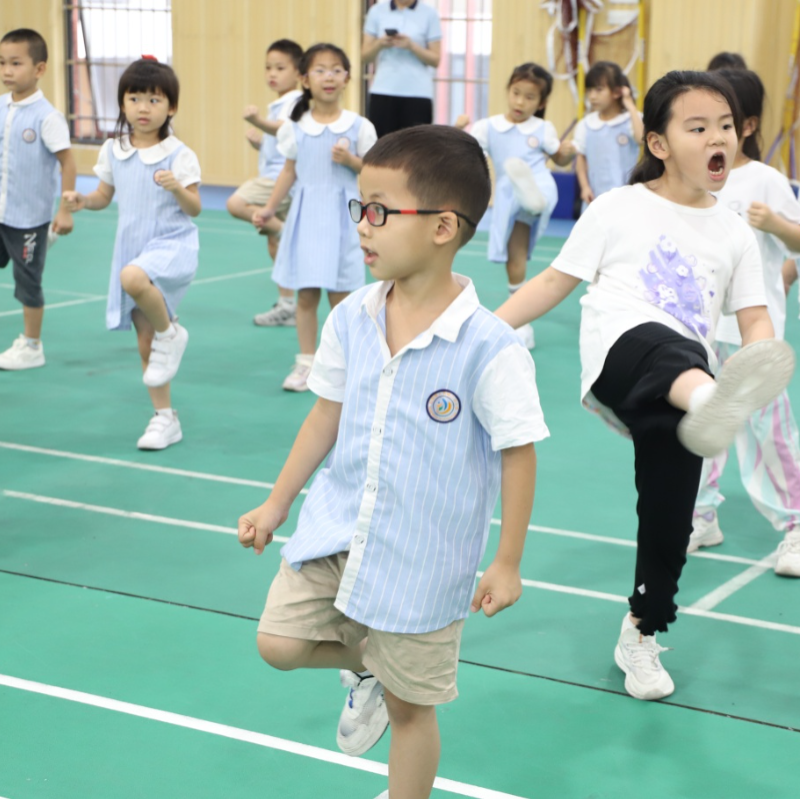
622, 613, 638, 632
155, 407, 175, 420
508, 281, 525, 296
155, 323, 177, 340
278, 296, 296, 309
23, 336, 41, 348
688, 382, 716, 413
296, 353, 314, 368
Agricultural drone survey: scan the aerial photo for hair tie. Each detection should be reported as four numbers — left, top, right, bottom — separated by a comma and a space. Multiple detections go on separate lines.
141, 54, 158, 62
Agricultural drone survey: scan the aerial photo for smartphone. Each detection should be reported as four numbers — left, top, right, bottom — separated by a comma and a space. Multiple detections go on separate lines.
385, 28, 399, 36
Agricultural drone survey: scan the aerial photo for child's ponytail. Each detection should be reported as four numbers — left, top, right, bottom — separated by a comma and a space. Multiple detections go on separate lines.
290, 43, 352, 123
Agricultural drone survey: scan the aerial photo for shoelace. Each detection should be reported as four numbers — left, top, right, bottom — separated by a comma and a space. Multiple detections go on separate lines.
340, 671, 372, 712
626, 638, 671, 669
779, 536, 800, 555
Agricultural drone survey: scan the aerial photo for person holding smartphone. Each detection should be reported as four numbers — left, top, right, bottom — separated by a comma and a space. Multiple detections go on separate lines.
362, 0, 442, 137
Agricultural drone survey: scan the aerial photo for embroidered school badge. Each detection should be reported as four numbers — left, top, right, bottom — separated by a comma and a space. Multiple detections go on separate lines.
22, 128, 37, 143
617, 134, 630, 146
426, 390, 461, 423
336, 136, 351, 149
527, 136, 540, 149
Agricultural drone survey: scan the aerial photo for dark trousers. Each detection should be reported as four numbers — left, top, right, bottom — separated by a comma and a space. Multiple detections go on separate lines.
368, 93, 433, 138
591, 323, 713, 635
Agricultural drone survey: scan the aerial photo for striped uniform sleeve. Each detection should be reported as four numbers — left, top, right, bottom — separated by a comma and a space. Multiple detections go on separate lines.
93, 139, 115, 185
472, 342, 550, 450
307, 311, 347, 402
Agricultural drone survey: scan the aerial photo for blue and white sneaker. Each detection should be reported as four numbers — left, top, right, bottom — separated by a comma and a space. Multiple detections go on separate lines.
336, 670, 389, 756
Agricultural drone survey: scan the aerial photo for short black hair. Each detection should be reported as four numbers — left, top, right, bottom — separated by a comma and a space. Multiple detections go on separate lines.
115, 59, 180, 144
707, 52, 747, 71
1, 28, 48, 64
362, 125, 490, 247
267, 39, 303, 70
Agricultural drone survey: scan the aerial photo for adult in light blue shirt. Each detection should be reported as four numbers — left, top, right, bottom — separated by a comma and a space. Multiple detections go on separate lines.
362, 0, 442, 137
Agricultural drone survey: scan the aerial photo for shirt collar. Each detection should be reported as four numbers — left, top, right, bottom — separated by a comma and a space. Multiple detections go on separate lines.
269, 89, 303, 112
489, 113, 544, 135
297, 109, 357, 135
362, 273, 479, 347
584, 110, 631, 130
6, 89, 44, 107
390, 0, 418, 8
111, 134, 182, 163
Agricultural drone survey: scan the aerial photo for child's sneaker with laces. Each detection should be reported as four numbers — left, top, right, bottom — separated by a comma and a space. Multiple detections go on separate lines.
504, 157, 548, 214
775, 531, 800, 577
614, 615, 675, 700
137, 411, 182, 450
282, 355, 313, 392
336, 670, 389, 756
254, 301, 296, 327
143, 323, 189, 387
0, 335, 45, 370
688, 511, 724, 553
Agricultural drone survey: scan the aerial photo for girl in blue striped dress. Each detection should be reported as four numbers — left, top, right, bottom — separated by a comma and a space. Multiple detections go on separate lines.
253, 43, 377, 391
458, 63, 575, 349
63, 59, 201, 451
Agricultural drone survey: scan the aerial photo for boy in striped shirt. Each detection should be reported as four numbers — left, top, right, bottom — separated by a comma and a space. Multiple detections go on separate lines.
238, 126, 548, 799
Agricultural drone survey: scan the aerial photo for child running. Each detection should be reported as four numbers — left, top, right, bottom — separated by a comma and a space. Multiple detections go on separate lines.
226, 39, 303, 327
457, 63, 575, 350
691, 69, 800, 577
496, 70, 795, 700
253, 43, 377, 392
573, 61, 644, 207
238, 125, 548, 799
63, 59, 200, 451
0, 28, 75, 370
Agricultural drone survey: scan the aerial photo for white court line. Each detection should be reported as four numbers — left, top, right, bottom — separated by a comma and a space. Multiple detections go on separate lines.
0, 441, 763, 567
7, 489, 800, 636
0, 674, 524, 800
192, 267, 270, 285
689, 553, 778, 611
0, 296, 106, 317
0, 283, 100, 299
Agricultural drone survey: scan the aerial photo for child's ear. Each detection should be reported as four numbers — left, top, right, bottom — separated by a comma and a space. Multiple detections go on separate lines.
742, 116, 759, 138
433, 212, 460, 247
646, 131, 669, 162
34, 61, 47, 79
301, 74, 311, 90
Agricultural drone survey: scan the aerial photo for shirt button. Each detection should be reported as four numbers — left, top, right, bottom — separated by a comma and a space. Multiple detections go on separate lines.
366, 482, 377, 493
383, 366, 394, 377
372, 424, 383, 437
354, 535, 365, 545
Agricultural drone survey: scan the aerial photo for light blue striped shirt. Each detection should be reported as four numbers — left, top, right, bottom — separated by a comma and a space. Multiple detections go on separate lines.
282, 275, 549, 634
258, 89, 302, 180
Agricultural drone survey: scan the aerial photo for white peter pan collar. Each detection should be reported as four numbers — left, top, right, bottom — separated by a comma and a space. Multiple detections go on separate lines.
489, 114, 544, 134
297, 109, 358, 135
112, 134, 182, 163
4, 89, 44, 107
584, 110, 631, 130
269, 89, 303, 112
362, 273, 479, 345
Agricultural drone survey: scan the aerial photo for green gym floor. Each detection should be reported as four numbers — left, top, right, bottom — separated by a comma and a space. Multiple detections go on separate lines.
1, 207, 799, 799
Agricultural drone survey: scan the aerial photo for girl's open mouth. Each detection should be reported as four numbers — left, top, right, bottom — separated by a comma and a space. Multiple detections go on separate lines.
708, 152, 726, 180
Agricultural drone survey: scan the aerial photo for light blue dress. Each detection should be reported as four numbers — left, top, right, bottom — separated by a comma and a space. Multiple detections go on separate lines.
273, 110, 376, 292
473, 115, 560, 263
574, 111, 640, 199
96, 136, 200, 331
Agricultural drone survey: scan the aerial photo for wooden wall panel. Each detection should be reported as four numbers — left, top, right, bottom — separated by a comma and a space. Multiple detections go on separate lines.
171, 0, 364, 186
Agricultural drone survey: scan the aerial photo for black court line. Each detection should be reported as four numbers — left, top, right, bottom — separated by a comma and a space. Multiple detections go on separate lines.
2, 568, 799, 735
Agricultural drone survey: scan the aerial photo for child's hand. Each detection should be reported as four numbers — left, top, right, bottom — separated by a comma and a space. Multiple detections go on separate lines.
61, 191, 85, 212
581, 185, 595, 204
154, 170, 181, 192
243, 104, 261, 123
620, 85, 636, 108
237, 501, 287, 555
246, 128, 264, 147
390, 33, 412, 49
52, 208, 74, 235
470, 561, 522, 617
454, 114, 470, 130
253, 206, 275, 229
747, 202, 777, 233
557, 140, 577, 159
331, 142, 352, 167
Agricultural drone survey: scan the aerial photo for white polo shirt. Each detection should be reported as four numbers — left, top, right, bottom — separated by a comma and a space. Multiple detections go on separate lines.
280, 274, 549, 634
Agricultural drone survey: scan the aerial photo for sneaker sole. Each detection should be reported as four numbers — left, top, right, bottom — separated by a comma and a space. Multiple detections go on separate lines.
775, 556, 800, 577
0, 359, 45, 370
336, 714, 389, 756
678, 340, 795, 458
253, 316, 297, 327
687, 530, 724, 553
504, 157, 548, 215
137, 430, 183, 451
613, 645, 675, 700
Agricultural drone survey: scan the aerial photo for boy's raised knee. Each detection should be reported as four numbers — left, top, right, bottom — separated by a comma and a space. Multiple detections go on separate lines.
256, 632, 308, 671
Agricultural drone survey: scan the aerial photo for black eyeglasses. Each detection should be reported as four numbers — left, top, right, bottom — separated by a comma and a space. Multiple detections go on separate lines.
348, 199, 477, 229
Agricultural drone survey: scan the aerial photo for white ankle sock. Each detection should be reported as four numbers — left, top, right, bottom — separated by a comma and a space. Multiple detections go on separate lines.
155, 407, 175, 420
296, 353, 314, 368
278, 296, 296, 309
23, 336, 41, 348
688, 382, 716, 413
155, 323, 177, 340
623, 614, 638, 632
508, 282, 525, 296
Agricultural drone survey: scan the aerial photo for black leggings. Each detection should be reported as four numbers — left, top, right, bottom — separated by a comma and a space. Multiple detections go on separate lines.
591, 323, 713, 635
367, 93, 433, 138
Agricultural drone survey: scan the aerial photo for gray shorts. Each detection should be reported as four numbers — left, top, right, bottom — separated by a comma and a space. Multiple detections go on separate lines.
0, 221, 50, 308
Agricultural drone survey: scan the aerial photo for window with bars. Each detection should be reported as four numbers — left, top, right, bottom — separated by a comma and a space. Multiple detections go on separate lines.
362, 0, 492, 125
65, 0, 172, 143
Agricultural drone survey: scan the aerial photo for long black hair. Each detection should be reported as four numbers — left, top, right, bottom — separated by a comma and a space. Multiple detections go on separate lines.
629, 70, 742, 184
717, 68, 765, 161
114, 59, 179, 145
290, 43, 351, 122
507, 62, 553, 119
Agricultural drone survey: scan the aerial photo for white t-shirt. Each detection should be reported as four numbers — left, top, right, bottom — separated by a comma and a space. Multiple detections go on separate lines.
712, 160, 800, 345
552, 183, 766, 432
94, 135, 201, 187
276, 110, 378, 160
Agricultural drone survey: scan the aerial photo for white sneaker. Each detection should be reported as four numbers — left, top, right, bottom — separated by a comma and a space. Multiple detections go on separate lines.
336, 671, 389, 756
282, 356, 312, 392
137, 411, 183, 450
688, 511, 724, 553
254, 301, 297, 327
775, 531, 800, 577
515, 324, 535, 350
143, 324, 189, 388
0, 335, 45, 370
614, 616, 675, 700
678, 340, 796, 458
504, 157, 548, 214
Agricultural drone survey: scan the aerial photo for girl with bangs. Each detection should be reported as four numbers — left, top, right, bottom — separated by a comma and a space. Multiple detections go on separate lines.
64, 58, 201, 451
496, 70, 794, 701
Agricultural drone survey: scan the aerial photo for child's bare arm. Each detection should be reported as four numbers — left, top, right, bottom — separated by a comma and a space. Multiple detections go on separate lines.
155, 172, 202, 217
238, 398, 343, 554
495, 266, 582, 329
332, 146, 364, 174
62, 180, 115, 212
253, 160, 296, 227
621, 87, 644, 145
575, 154, 594, 204
736, 305, 775, 345
471, 443, 537, 617
550, 140, 576, 167
747, 203, 800, 253
53, 149, 76, 234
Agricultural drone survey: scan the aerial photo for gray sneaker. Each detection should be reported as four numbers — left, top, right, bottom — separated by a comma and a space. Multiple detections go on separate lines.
254, 302, 296, 327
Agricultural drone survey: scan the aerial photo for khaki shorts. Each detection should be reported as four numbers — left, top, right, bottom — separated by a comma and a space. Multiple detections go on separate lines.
234, 177, 292, 221
258, 554, 465, 705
